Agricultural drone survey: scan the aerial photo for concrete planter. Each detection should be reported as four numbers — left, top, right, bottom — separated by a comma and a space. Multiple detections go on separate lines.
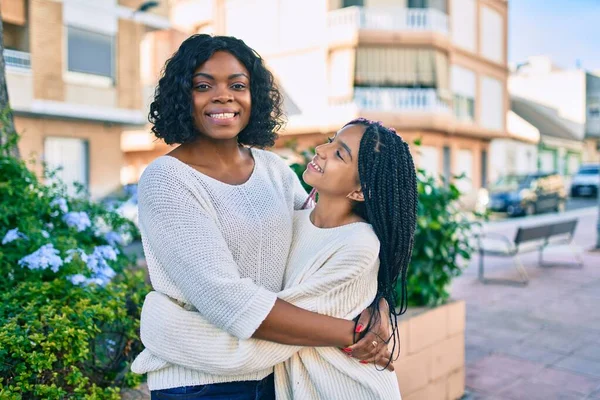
394, 300, 466, 400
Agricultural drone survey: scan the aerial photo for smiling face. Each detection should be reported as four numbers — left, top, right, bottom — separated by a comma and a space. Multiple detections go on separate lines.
191, 51, 252, 141
303, 124, 366, 199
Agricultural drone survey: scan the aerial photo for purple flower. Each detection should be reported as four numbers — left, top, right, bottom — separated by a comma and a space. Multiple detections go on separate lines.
50, 197, 69, 213
104, 231, 123, 247
65, 248, 89, 264
63, 212, 91, 232
18, 244, 63, 272
2, 228, 28, 245
68, 274, 87, 285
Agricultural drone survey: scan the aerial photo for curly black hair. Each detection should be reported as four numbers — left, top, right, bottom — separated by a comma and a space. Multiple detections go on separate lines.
149, 34, 284, 147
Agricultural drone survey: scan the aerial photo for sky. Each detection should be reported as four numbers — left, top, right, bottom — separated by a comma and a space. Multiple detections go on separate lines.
509, 0, 600, 71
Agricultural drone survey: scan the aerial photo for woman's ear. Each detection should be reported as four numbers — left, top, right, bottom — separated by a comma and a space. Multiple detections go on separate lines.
347, 188, 365, 202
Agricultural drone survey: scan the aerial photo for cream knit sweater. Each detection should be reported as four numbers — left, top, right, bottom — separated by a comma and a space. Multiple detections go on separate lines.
134, 209, 401, 399
130, 149, 308, 389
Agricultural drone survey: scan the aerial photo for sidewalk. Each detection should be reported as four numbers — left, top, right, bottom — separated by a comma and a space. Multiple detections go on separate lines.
452, 207, 600, 399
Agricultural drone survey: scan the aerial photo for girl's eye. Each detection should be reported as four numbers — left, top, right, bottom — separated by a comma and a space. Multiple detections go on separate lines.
327, 137, 334, 143
336, 150, 343, 160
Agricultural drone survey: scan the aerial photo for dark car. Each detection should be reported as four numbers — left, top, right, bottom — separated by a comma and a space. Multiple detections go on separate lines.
486, 173, 567, 217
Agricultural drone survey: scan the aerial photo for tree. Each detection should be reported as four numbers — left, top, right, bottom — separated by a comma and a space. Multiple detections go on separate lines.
0, 6, 20, 158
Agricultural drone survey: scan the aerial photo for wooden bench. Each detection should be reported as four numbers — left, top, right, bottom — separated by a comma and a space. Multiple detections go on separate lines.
477, 219, 583, 286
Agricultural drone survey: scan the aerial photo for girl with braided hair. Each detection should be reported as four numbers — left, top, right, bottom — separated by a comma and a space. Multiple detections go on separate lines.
138, 117, 417, 399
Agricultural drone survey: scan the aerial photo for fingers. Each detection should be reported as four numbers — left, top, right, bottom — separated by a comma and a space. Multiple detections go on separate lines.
355, 307, 373, 334
346, 332, 389, 361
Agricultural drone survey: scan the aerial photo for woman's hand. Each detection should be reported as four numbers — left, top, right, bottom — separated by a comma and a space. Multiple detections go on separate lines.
344, 298, 394, 371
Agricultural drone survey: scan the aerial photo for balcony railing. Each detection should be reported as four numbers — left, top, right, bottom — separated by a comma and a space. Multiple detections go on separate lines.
353, 88, 450, 113
328, 6, 449, 36
4, 49, 31, 70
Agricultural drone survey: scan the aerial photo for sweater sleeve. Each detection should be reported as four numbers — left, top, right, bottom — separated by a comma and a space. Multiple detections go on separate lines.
138, 164, 277, 340
139, 243, 379, 375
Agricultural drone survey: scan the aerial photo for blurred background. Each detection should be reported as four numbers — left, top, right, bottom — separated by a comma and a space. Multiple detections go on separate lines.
1, 0, 599, 399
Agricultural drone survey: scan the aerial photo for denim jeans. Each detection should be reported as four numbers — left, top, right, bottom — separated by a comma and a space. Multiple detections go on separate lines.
150, 373, 275, 400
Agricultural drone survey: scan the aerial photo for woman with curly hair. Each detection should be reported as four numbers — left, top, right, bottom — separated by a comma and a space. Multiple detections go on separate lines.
136, 118, 418, 399
131, 35, 394, 399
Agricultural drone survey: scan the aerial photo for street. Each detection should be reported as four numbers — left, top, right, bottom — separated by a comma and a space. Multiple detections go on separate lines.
453, 206, 600, 399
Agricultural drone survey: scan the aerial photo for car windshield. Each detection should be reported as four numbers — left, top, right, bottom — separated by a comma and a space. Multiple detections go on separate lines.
492, 175, 534, 190
577, 167, 599, 175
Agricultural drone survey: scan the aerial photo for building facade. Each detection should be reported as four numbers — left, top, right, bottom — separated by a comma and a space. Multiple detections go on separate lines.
509, 56, 600, 168
124, 0, 510, 203
2, 0, 169, 198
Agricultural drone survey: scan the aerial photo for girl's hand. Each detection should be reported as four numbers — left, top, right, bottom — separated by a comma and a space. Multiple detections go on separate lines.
343, 298, 395, 371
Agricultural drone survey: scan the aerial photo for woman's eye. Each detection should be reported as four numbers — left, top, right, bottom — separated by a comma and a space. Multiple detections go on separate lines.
231, 83, 246, 90
195, 84, 210, 90
327, 137, 334, 143
336, 150, 343, 160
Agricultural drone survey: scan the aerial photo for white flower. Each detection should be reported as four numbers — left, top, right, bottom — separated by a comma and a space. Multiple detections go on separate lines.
63, 212, 92, 232
41, 230, 50, 239
2, 228, 28, 245
18, 244, 63, 272
50, 197, 69, 213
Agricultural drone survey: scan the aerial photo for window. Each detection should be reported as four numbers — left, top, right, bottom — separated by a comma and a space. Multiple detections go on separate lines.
589, 96, 600, 119
67, 26, 114, 79
355, 48, 449, 93
451, 65, 475, 121
456, 149, 473, 193
343, 0, 363, 7
480, 6, 504, 63
451, 0, 476, 52
408, 0, 447, 12
44, 137, 89, 196
419, 146, 439, 178
480, 76, 504, 130
443, 146, 451, 186
481, 149, 488, 188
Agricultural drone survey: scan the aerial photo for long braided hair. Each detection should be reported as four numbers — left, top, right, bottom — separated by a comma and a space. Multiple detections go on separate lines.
347, 118, 418, 362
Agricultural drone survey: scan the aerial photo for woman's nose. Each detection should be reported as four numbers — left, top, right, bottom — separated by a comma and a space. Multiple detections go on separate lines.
212, 87, 234, 103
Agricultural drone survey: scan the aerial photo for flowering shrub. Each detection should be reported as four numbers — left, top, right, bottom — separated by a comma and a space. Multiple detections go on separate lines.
0, 148, 149, 398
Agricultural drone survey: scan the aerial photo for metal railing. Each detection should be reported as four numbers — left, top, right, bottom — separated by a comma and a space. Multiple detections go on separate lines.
328, 6, 449, 35
4, 49, 31, 70
353, 87, 450, 113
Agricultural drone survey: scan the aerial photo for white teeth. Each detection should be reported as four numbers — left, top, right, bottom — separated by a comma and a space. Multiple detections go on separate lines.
310, 161, 323, 173
209, 113, 235, 119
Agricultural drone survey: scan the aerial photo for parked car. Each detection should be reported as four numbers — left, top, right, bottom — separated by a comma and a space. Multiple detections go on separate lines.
482, 173, 567, 217
570, 164, 599, 197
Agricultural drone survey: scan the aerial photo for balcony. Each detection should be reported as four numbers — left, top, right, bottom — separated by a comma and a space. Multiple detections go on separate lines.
353, 88, 450, 113
3, 49, 30, 71
328, 6, 449, 44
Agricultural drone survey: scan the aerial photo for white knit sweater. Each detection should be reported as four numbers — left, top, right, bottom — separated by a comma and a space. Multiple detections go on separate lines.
130, 149, 308, 389
134, 209, 401, 399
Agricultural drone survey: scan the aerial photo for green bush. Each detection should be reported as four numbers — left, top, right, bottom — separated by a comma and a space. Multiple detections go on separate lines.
406, 169, 476, 307
0, 144, 149, 398
285, 146, 475, 308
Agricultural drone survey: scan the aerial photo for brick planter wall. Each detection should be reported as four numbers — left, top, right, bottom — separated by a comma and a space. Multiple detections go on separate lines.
394, 300, 466, 400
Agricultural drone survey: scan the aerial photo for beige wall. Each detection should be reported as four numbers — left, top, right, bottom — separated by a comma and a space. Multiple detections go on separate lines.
15, 116, 123, 199
30, 0, 65, 101
118, 19, 144, 110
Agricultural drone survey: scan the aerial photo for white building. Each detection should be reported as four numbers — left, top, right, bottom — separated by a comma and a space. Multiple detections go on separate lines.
509, 56, 600, 165
488, 110, 539, 184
